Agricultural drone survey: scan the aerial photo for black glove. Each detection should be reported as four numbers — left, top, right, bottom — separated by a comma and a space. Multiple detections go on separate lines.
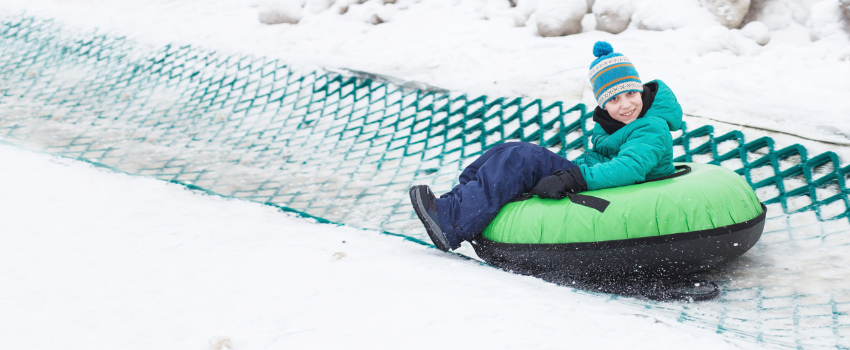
529, 167, 587, 199
530, 173, 570, 199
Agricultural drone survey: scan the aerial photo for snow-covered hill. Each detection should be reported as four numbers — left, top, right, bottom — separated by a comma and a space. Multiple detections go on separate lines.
2, 0, 850, 348
2, 0, 849, 148
0, 144, 767, 349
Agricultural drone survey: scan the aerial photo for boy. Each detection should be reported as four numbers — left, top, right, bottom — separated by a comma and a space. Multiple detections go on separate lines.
410, 41, 683, 252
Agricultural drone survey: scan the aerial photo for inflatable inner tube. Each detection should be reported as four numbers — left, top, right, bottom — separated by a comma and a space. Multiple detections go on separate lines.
471, 163, 765, 278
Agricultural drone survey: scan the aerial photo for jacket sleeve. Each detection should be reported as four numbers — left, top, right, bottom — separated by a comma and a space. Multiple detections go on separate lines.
578, 120, 669, 191
572, 150, 608, 168
571, 128, 610, 168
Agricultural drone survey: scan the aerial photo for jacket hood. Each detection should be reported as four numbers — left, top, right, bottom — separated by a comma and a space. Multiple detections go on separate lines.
643, 80, 683, 132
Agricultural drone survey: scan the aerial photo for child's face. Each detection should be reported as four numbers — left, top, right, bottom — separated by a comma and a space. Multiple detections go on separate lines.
604, 91, 643, 124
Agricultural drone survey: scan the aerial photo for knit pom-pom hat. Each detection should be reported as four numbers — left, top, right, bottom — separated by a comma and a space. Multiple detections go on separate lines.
588, 41, 642, 109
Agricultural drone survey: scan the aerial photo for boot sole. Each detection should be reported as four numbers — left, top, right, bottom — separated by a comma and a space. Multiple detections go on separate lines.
409, 186, 451, 252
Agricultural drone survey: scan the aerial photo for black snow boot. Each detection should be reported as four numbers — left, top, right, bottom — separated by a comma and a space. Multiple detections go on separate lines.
408, 185, 451, 252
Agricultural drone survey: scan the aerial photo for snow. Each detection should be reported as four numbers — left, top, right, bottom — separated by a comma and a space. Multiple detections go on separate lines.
741, 21, 771, 45
631, 0, 717, 30
535, 0, 587, 37
340, 0, 394, 24
1, 0, 850, 347
1, 0, 844, 152
808, 0, 849, 41
304, 0, 336, 14
592, 0, 633, 34
0, 144, 766, 349
258, 0, 304, 25
700, 0, 751, 28
695, 24, 761, 56
745, 0, 825, 29
841, 44, 850, 59
513, 0, 538, 24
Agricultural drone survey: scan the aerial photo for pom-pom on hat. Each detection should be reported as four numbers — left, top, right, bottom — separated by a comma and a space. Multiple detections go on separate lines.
588, 41, 642, 109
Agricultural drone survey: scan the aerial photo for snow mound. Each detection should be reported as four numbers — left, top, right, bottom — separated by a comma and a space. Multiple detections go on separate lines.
513, 0, 539, 26
593, 0, 633, 34
741, 20, 771, 44
808, 0, 848, 41
257, 0, 396, 25
632, 0, 716, 30
536, 0, 587, 36
258, 0, 304, 24
337, 0, 398, 24
580, 12, 597, 32
743, 0, 823, 30
344, 0, 393, 24
842, 0, 850, 19
700, 0, 751, 28
840, 45, 850, 60
697, 25, 763, 55
305, 0, 335, 14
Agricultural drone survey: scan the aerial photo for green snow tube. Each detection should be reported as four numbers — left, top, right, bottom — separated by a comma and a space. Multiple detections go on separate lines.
471, 163, 766, 278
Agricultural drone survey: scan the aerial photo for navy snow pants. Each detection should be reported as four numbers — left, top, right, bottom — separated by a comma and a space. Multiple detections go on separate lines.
434, 142, 577, 249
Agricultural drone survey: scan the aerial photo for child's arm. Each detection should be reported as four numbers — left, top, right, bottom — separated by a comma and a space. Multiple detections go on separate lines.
577, 120, 671, 191
572, 150, 610, 168
572, 126, 611, 168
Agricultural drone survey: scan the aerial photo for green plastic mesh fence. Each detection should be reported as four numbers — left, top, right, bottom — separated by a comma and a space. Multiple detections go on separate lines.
1, 14, 848, 349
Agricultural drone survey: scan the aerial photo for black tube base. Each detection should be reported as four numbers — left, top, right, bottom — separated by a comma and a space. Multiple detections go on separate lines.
470, 204, 766, 300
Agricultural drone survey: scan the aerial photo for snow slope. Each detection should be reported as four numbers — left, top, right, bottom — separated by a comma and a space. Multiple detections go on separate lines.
1, 0, 849, 149
1, 0, 849, 348
0, 144, 764, 349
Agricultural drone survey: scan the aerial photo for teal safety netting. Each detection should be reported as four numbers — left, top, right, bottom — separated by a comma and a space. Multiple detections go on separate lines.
0, 15, 848, 349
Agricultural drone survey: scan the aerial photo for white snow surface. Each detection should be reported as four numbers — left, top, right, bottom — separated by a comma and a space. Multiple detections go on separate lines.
0, 0, 849, 347
592, 0, 634, 34
258, 1, 304, 25
741, 20, 772, 45
1, 0, 849, 151
700, 0, 752, 29
535, 0, 587, 37
0, 144, 764, 349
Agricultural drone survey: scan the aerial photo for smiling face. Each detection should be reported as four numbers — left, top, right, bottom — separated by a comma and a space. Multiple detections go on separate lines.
604, 91, 643, 124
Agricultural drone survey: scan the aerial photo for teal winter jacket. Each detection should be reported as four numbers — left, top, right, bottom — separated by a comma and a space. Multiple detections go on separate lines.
573, 80, 683, 191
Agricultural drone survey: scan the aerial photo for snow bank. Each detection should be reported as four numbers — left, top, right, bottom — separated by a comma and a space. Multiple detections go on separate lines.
535, 0, 587, 36
592, 0, 633, 34
258, 0, 304, 24
259, 0, 401, 25
513, 0, 536, 26
632, 0, 716, 30
740, 20, 771, 44
343, 0, 390, 24
841, 44, 850, 59
696, 25, 763, 55
808, 0, 849, 40
2, 0, 850, 175
305, 0, 335, 14
700, 0, 751, 28
842, 0, 850, 19
743, 0, 823, 30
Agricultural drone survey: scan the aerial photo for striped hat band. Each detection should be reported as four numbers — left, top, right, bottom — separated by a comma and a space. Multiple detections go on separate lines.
588, 56, 633, 80
596, 81, 644, 108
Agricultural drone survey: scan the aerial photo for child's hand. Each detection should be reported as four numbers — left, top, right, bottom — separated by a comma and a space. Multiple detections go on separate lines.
530, 171, 575, 199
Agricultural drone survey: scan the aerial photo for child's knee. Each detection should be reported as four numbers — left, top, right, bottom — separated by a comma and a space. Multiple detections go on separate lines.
507, 143, 548, 159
